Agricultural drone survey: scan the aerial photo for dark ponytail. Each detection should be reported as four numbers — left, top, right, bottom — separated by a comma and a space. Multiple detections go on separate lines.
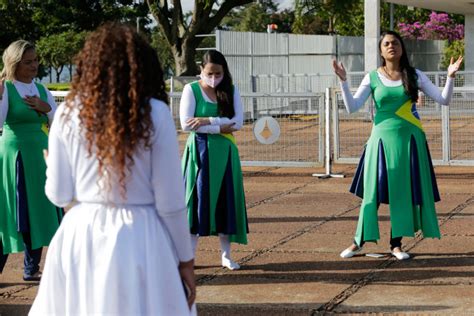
379, 31, 418, 103
201, 50, 234, 118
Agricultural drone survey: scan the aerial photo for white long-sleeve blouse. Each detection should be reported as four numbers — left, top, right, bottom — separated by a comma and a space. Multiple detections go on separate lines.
179, 82, 243, 133
340, 69, 454, 113
45, 98, 193, 262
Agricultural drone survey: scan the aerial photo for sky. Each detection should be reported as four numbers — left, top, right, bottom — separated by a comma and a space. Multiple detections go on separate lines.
181, 0, 293, 13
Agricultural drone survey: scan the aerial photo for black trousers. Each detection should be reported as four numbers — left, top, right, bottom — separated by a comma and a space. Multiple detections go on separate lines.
0, 233, 43, 277
355, 230, 402, 250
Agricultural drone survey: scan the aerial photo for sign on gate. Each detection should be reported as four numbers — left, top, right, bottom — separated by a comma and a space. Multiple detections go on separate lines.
253, 116, 280, 145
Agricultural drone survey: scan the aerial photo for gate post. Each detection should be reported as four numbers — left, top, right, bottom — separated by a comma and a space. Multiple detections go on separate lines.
313, 87, 344, 178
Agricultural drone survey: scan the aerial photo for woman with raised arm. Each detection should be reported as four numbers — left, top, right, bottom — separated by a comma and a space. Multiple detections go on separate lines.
30, 23, 196, 315
180, 50, 248, 270
0, 40, 61, 281
333, 31, 462, 260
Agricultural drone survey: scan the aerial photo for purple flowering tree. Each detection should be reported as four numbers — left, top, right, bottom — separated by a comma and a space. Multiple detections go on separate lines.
398, 11, 464, 42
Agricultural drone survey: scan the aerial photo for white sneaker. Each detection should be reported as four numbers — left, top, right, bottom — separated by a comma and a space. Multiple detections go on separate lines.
340, 246, 362, 258
391, 251, 410, 260
222, 257, 240, 270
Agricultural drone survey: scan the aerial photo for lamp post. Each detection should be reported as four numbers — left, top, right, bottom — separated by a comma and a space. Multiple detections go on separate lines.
135, 0, 144, 32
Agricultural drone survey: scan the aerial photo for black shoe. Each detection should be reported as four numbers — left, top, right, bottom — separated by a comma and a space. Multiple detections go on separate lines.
23, 271, 42, 281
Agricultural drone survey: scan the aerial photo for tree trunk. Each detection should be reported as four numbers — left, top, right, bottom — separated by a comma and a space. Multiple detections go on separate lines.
173, 40, 201, 76
148, 0, 252, 77
55, 65, 64, 83
68, 64, 73, 82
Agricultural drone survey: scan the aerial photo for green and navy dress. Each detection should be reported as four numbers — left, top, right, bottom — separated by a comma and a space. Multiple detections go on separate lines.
0, 81, 62, 254
181, 81, 248, 244
348, 70, 442, 246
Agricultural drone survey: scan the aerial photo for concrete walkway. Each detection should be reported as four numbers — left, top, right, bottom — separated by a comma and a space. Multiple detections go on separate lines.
1, 165, 473, 315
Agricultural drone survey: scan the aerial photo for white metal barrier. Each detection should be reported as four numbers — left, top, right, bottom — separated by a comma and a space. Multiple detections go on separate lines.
331, 87, 474, 166
51, 85, 474, 168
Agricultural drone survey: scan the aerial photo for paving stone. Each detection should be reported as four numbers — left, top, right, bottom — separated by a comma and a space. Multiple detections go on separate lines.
334, 284, 474, 314
0, 166, 473, 315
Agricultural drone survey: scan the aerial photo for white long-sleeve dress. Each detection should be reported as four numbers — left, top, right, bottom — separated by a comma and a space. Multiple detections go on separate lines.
29, 98, 195, 315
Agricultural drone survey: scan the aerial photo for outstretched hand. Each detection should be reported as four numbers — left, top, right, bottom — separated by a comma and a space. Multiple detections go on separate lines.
332, 60, 347, 81
448, 56, 463, 78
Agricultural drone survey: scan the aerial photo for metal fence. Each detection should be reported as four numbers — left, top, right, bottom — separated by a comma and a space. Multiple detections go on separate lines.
51, 91, 68, 104
332, 87, 474, 166
216, 30, 445, 93
169, 92, 325, 167
51, 74, 474, 167
252, 71, 474, 94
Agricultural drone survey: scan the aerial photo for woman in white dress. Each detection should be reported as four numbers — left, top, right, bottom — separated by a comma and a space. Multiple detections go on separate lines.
29, 23, 196, 315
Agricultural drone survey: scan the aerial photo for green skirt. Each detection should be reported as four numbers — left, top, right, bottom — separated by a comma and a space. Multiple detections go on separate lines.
182, 132, 248, 244
0, 123, 62, 254
350, 115, 441, 245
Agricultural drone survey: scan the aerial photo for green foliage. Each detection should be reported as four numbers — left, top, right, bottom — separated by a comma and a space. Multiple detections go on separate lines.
29, 0, 150, 35
148, 0, 253, 76
379, 3, 464, 34
36, 31, 87, 82
441, 40, 464, 70
222, 0, 276, 32
45, 82, 71, 91
0, 0, 149, 52
221, 0, 294, 33
0, 1, 38, 47
293, 0, 363, 35
150, 28, 174, 76
232, 3, 273, 32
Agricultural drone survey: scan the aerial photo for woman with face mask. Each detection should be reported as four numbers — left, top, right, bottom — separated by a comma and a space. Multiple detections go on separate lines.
333, 31, 462, 260
180, 50, 248, 270
0, 40, 62, 281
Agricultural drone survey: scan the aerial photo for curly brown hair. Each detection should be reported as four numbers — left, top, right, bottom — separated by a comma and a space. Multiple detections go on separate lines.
65, 22, 168, 198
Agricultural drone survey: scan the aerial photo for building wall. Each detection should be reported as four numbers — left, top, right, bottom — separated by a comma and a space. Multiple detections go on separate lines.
217, 30, 445, 92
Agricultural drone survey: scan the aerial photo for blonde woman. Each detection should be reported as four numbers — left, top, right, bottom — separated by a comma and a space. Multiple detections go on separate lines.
0, 40, 61, 281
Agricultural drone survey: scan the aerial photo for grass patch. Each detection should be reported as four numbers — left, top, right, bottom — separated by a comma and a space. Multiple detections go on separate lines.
45, 83, 71, 91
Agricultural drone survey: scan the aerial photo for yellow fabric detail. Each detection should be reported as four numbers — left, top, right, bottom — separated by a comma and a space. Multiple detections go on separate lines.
221, 133, 236, 145
395, 100, 424, 131
41, 122, 49, 136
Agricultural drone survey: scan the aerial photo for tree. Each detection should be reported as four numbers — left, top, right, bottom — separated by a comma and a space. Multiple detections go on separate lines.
221, 0, 294, 33
151, 28, 175, 76
292, 0, 363, 35
29, 0, 150, 35
0, 0, 149, 49
398, 12, 464, 42
0, 1, 38, 47
1, 0, 149, 81
146, 0, 253, 76
442, 40, 463, 70
36, 31, 87, 82
396, 11, 464, 72
222, 0, 276, 32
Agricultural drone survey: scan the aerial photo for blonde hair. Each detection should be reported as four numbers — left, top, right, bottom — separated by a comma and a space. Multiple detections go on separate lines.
1, 40, 35, 81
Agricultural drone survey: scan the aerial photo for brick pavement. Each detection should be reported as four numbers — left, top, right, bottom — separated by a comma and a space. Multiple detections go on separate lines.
1, 165, 473, 315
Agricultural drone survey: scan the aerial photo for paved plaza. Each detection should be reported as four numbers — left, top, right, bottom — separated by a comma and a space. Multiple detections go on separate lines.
1, 165, 473, 315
